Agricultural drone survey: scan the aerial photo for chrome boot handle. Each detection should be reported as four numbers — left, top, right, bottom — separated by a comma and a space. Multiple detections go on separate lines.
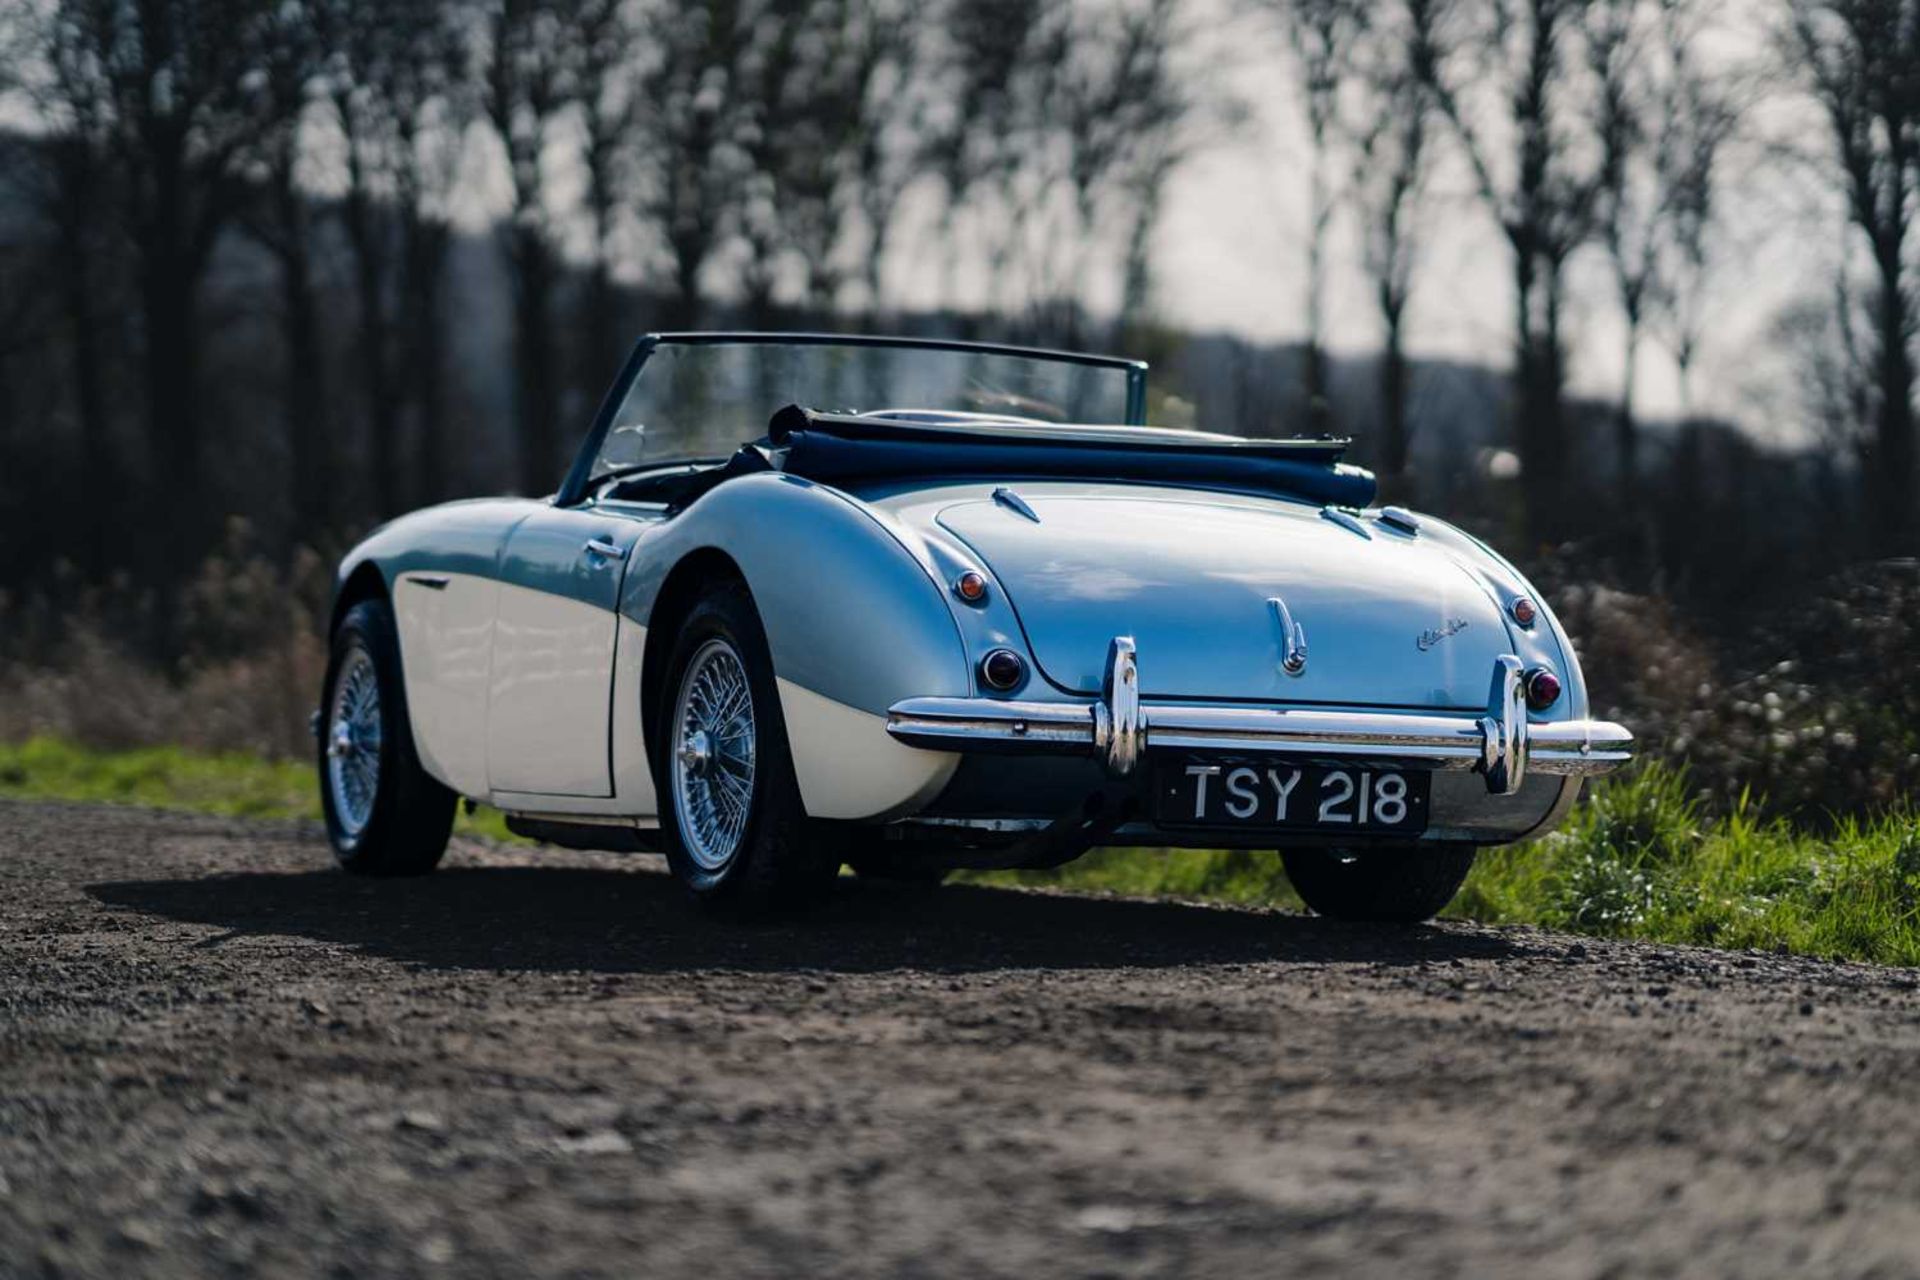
1268, 596, 1308, 676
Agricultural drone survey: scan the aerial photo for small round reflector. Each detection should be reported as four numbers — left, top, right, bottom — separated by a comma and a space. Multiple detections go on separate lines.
1510, 596, 1538, 627
980, 648, 1026, 691
1524, 666, 1562, 710
954, 570, 988, 603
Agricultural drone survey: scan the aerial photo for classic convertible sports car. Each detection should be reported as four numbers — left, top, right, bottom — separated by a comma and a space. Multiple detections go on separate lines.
318, 332, 1633, 921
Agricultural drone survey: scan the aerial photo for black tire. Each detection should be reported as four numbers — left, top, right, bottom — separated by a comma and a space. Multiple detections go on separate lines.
1281, 844, 1476, 923
318, 598, 456, 876
654, 581, 838, 914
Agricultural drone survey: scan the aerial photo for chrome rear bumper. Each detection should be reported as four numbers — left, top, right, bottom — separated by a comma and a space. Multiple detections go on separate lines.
885, 639, 1633, 796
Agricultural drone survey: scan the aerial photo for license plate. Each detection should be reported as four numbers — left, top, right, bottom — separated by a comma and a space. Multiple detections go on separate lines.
1153, 759, 1431, 834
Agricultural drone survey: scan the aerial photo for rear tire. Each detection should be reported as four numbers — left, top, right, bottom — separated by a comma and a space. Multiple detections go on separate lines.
1281, 845, 1476, 923
319, 598, 456, 876
655, 581, 838, 915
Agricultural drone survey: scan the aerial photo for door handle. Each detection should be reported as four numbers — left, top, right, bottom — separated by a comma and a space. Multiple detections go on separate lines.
582, 538, 627, 563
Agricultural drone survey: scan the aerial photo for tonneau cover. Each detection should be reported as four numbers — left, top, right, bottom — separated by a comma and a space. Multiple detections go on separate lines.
765, 406, 1376, 508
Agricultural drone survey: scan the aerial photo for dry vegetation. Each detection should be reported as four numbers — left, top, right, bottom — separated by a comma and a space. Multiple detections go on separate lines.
0, 525, 329, 758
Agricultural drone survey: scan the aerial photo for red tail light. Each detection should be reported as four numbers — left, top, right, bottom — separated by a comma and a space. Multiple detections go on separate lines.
1524, 667, 1562, 710
980, 649, 1026, 691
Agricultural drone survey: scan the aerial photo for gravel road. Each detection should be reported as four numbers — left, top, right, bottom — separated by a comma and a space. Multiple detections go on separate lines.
4, 800, 1920, 1279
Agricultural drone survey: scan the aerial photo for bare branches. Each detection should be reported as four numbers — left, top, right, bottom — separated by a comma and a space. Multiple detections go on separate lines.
1347, 0, 1442, 491
1415, 0, 1614, 537
1585, 0, 1737, 485
1785, 0, 1920, 552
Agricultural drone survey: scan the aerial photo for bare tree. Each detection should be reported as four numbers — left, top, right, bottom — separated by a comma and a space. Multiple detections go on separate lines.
481, 0, 573, 494
1272, 0, 1366, 437
569, 0, 641, 375
26, 6, 119, 571
42, 0, 271, 580
1587, 0, 1733, 490
1586, 0, 1658, 489
920, 0, 1065, 327
1049, 0, 1200, 346
735, 0, 853, 323
847, 0, 924, 320
1651, 4, 1735, 421
1420, 0, 1607, 540
314, 0, 406, 517
1347, 0, 1440, 495
380, 0, 471, 505
632, 0, 757, 329
242, 0, 333, 538
1787, 0, 1919, 554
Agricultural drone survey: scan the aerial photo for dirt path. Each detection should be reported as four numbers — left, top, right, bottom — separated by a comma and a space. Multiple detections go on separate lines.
3, 800, 1919, 1279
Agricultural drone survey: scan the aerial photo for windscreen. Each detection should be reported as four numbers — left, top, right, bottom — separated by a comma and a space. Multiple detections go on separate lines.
591, 339, 1138, 476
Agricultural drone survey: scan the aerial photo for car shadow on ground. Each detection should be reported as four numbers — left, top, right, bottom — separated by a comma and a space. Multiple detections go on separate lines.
87, 858, 1536, 975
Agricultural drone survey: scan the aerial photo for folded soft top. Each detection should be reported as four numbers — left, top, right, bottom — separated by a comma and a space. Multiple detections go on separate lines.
763, 406, 1377, 508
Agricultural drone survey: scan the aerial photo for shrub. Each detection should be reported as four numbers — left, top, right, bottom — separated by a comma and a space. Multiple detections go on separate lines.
0, 521, 328, 758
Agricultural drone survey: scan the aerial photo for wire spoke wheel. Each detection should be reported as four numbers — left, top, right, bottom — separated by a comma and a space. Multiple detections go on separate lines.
325, 646, 383, 838
672, 638, 758, 872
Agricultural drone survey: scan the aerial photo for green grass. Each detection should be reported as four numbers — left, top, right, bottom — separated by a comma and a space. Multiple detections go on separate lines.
0, 736, 516, 841
6, 737, 1918, 966
977, 763, 1920, 966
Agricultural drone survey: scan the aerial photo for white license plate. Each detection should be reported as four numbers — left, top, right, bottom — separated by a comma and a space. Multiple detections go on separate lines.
1153, 760, 1431, 833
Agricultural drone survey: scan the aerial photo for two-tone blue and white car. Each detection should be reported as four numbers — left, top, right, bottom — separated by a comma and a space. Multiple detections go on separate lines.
318, 333, 1632, 921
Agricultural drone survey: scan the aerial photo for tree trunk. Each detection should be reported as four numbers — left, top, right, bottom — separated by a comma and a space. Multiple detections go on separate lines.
510, 226, 560, 496
403, 216, 451, 505
1380, 298, 1411, 501
57, 193, 112, 575
667, 223, 706, 330
1537, 260, 1568, 531
140, 233, 208, 586
1617, 309, 1640, 495
344, 191, 399, 521
1510, 248, 1569, 545
1869, 247, 1917, 554
279, 234, 330, 543
263, 162, 332, 545
1303, 159, 1332, 437
582, 145, 622, 390
1511, 245, 1541, 535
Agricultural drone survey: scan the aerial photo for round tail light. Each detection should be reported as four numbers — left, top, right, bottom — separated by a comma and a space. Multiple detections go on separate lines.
1524, 666, 1562, 710
980, 648, 1026, 691
1510, 596, 1538, 627
953, 570, 988, 604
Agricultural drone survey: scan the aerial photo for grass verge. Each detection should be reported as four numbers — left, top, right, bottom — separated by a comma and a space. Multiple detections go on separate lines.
0, 736, 516, 842
6, 738, 1917, 966
973, 764, 1920, 966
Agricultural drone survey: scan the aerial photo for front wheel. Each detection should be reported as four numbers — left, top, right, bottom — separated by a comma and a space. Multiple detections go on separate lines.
1281, 845, 1476, 923
318, 598, 456, 875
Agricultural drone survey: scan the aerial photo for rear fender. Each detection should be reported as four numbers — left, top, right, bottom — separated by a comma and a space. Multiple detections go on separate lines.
1412, 515, 1590, 721
623, 473, 967, 819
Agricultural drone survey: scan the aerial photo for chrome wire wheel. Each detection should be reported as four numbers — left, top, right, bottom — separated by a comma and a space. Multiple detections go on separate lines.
325, 646, 383, 838
670, 637, 758, 872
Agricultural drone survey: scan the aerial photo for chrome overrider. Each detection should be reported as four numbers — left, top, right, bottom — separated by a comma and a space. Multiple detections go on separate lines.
885, 638, 1634, 796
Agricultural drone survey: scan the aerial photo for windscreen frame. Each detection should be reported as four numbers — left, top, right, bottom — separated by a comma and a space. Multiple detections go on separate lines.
555, 332, 1150, 507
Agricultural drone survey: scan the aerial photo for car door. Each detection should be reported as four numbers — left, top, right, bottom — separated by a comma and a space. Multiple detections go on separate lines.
485, 506, 647, 797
